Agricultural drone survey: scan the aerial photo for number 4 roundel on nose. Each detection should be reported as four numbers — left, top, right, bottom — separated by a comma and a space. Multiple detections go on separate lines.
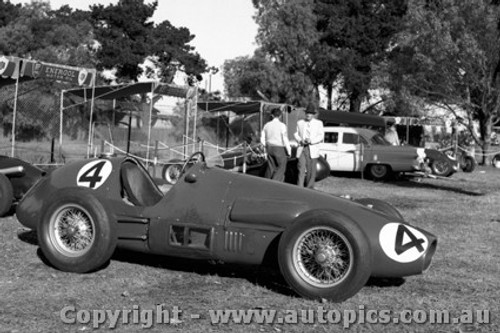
76, 160, 113, 189
379, 223, 429, 263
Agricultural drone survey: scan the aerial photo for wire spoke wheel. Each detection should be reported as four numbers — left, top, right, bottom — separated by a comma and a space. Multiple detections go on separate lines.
293, 226, 353, 288
164, 164, 182, 184
432, 160, 450, 175
49, 204, 95, 257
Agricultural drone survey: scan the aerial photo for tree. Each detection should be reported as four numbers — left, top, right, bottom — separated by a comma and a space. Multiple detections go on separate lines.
222, 50, 292, 103
252, 0, 321, 107
0, 0, 21, 28
315, 0, 407, 112
89, 0, 207, 82
389, 0, 500, 164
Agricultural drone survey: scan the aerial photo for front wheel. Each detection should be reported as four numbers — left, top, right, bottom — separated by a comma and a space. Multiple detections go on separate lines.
278, 213, 371, 302
461, 156, 476, 173
38, 188, 117, 273
431, 159, 452, 177
368, 164, 391, 181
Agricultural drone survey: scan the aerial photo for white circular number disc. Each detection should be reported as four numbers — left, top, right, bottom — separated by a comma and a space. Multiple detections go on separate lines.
76, 160, 113, 189
379, 223, 428, 263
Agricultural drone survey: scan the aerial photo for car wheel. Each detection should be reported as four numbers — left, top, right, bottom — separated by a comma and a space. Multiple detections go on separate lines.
38, 188, 117, 273
162, 163, 182, 185
461, 156, 476, 173
0, 174, 13, 217
354, 198, 404, 221
431, 159, 452, 177
278, 213, 371, 302
368, 164, 391, 180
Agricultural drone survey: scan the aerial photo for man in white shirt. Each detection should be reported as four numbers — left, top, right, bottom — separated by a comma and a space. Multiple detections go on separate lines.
260, 108, 292, 182
294, 105, 324, 188
384, 118, 400, 146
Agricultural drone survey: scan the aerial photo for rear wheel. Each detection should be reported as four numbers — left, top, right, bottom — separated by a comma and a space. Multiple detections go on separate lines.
162, 163, 182, 185
38, 188, 117, 273
0, 174, 13, 217
368, 164, 391, 181
278, 213, 371, 302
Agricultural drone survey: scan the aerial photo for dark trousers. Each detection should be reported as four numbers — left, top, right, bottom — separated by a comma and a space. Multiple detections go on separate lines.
265, 145, 288, 182
297, 146, 317, 188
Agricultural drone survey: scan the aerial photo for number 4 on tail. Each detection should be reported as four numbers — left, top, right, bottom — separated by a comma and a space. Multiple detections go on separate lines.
395, 224, 425, 255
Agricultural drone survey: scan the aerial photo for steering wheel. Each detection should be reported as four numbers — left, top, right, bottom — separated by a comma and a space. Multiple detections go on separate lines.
180, 151, 206, 175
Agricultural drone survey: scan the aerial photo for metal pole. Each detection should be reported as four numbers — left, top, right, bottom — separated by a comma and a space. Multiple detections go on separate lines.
86, 69, 97, 158
11, 75, 19, 157
59, 90, 64, 160
146, 82, 155, 164
192, 85, 198, 144
184, 99, 190, 157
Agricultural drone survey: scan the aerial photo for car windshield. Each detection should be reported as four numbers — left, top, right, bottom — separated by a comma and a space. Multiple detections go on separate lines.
369, 132, 391, 145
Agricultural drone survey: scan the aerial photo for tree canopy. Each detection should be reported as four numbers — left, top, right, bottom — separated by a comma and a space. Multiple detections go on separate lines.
389, 0, 500, 163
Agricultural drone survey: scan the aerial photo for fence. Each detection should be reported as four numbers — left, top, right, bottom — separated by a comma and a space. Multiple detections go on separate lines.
0, 78, 63, 164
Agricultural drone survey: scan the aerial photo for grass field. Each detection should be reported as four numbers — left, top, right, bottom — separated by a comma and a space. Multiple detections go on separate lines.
0, 168, 499, 332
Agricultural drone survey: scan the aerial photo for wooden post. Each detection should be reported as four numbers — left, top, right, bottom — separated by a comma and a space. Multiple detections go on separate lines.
101, 140, 105, 155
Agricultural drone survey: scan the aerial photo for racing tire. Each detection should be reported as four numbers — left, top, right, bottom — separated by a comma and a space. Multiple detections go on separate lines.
0, 174, 13, 217
430, 159, 452, 177
37, 188, 117, 273
354, 198, 404, 221
162, 163, 182, 185
278, 211, 371, 302
461, 156, 476, 173
367, 164, 391, 181
493, 154, 500, 168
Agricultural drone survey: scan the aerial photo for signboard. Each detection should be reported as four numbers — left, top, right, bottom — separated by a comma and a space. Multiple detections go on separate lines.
0, 56, 20, 78
21, 60, 94, 86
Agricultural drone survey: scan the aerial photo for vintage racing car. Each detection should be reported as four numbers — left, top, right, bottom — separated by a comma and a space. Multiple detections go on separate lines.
161, 145, 331, 185
0, 155, 45, 216
16, 153, 437, 302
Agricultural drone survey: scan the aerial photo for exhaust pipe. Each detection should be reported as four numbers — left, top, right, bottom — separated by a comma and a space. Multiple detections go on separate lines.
0, 166, 25, 177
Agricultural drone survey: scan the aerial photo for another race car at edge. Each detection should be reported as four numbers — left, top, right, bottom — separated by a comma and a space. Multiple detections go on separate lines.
16, 153, 438, 302
0, 155, 45, 216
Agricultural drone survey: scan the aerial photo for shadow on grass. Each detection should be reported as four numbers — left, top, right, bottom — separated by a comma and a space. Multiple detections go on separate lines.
331, 171, 488, 196
385, 178, 487, 196
16, 231, 407, 298
112, 248, 297, 298
366, 277, 405, 287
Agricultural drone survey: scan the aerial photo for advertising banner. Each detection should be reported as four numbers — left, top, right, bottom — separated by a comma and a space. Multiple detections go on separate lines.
21, 60, 94, 86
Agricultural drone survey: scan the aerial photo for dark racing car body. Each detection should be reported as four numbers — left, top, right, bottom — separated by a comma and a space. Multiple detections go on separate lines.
16, 154, 437, 302
0, 155, 45, 216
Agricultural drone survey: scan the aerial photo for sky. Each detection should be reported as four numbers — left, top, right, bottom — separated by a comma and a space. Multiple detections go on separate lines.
10, 0, 260, 92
